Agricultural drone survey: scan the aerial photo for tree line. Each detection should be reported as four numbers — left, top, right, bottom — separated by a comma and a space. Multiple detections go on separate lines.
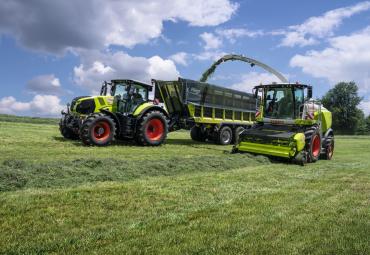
321, 81, 370, 135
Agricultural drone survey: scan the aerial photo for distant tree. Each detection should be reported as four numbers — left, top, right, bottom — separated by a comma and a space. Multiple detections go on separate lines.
321, 82, 364, 134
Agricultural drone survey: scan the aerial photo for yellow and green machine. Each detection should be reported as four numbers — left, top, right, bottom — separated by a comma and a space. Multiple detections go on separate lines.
60, 54, 334, 164
60, 78, 256, 146
60, 79, 169, 146
153, 78, 255, 145
233, 83, 334, 164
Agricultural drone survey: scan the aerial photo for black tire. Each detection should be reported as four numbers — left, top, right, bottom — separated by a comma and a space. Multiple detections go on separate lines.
190, 126, 206, 142
59, 116, 79, 140
136, 110, 168, 146
232, 126, 245, 144
322, 136, 334, 160
80, 113, 116, 146
217, 126, 233, 145
305, 126, 321, 163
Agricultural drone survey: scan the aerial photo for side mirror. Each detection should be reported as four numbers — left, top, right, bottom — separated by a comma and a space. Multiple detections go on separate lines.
307, 88, 313, 99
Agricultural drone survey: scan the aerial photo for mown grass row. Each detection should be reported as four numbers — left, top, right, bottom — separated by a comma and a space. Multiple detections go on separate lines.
0, 154, 270, 191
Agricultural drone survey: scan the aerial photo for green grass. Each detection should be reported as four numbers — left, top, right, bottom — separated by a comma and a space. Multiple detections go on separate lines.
0, 119, 369, 254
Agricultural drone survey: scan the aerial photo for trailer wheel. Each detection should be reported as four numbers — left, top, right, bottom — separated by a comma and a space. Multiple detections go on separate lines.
232, 126, 245, 144
80, 113, 116, 146
217, 126, 233, 145
322, 137, 334, 160
136, 111, 168, 146
59, 115, 79, 140
305, 127, 321, 163
190, 126, 206, 142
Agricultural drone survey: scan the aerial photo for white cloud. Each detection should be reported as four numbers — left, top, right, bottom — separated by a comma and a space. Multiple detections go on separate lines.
169, 52, 189, 66
216, 28, 264, 43
74, 50, 179, 93
279, 1, 370, 47
290, 26, 370, 94
200, 32, 223, 50
231, 72, 283, 92
0, 95, 64, 116
359, 100, 370, 116
26, 74, 63, 95
0, 0, 238, 53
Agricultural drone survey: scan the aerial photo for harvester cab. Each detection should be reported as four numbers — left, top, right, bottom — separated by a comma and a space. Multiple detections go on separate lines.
234, 83, 334, 164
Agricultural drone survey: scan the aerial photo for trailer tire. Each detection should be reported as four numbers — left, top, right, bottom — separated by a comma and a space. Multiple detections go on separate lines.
217, 126, 233, 145
136, 110, 168, 146
233, 126, 245, 144
190, 126, 206, 142
305, 126, 321, 163
80, 113, 116, 146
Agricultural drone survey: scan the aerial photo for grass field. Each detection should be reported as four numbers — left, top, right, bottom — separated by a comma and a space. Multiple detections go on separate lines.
0, 117, 369, 254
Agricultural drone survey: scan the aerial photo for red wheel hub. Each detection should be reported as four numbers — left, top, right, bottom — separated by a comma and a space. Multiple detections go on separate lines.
93, 121, 111, 141
312, 135, 321, 157
146, 118, 164, 141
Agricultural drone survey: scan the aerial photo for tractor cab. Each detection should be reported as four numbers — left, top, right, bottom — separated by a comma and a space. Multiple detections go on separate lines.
109, 79, 152, 114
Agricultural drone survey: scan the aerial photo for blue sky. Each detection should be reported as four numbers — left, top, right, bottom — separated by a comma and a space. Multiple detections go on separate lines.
1, 0, 370, 116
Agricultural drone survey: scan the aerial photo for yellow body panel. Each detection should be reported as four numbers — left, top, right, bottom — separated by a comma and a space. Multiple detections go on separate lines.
132, 102, 154, 116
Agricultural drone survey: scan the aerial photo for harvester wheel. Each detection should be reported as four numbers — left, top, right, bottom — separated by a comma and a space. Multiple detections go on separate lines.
322, 137, 334, 160
59, 116, 79, 140
305, 127, 321, 163
217, 126, 233, 145
136, 111, 168, 146
80, 113, 116, 146
190, 126, 206, 142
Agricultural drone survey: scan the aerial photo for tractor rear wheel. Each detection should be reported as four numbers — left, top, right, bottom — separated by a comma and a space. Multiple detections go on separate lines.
80, 113, 116, 146
305, 127, 321, 163
217, 126, 233, 145
59, 115, 79, 140
136, 111, 168, 146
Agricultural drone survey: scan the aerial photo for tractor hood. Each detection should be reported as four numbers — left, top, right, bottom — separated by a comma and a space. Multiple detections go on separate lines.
70, 95, 114, 115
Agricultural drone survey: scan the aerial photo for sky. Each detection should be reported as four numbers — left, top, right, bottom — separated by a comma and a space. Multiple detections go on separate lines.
1, 0, 370, 117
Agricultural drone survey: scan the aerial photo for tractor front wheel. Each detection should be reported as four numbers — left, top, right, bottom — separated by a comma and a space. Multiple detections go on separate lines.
59, 115, 79, 140
136, 111, 168, 146
80, 113, 116, 146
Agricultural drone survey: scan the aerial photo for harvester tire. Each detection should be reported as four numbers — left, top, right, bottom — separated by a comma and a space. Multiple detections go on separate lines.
190, 126, 205, 142
217, 126, 233, 145
59, 116, 79, 140
136, 110, 168, 146
305, 127, 321, 163
80, 113, 116, 146
322, 136, 334, 160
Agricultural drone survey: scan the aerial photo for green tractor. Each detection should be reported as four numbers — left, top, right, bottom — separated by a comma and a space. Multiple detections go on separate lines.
233, 83, 334, 164
59, 79, 168, 146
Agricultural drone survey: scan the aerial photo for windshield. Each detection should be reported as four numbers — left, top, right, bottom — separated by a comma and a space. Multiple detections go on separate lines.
264, 87, 294, 119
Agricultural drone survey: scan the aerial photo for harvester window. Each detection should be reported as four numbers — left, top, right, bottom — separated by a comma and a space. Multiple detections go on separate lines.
264, 88, 294, 119
294, 88, 304, 118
